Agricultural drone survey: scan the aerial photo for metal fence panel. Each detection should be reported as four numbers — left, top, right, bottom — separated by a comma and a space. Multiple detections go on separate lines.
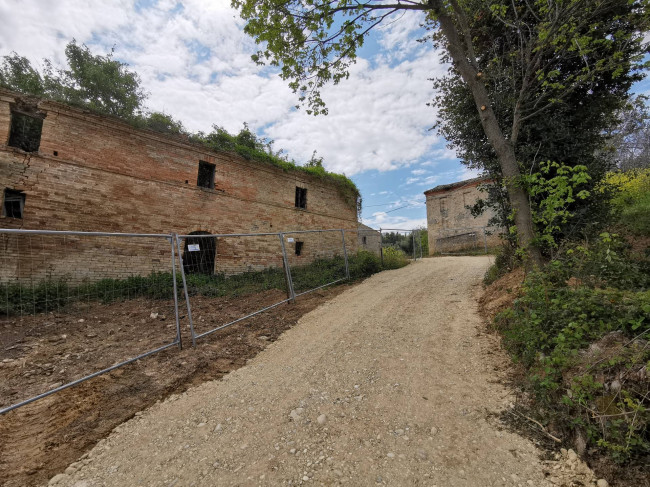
175, 232, 293, 345
379, 228, 425, 262
0, 230, 180, 415
282, 229, 349, 298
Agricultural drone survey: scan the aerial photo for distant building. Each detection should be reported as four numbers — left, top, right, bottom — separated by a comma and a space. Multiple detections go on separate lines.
424, 176, 502, 254
357, 223, 381, 255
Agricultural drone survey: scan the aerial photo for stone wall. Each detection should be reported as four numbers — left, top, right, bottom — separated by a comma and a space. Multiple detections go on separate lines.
424, 177, 502, 255
0, 90, 358, 282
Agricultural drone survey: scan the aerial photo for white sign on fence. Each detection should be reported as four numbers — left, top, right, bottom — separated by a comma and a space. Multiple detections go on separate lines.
287, 238, 295, 243
188, 244, 200, 252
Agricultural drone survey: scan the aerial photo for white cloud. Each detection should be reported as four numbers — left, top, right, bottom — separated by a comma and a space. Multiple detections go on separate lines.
362, 212, 427, 230
0, 0, 449, 177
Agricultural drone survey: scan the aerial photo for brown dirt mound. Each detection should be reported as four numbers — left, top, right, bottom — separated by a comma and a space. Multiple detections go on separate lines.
0, 285, 350, 487
478, 267, 526, 322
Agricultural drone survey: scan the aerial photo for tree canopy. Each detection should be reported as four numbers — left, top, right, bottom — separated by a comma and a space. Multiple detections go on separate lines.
234, 0, 649, 263
0, 41, 148, 120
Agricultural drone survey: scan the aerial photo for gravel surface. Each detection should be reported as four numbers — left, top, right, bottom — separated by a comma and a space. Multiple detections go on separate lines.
49, 257, 567, 486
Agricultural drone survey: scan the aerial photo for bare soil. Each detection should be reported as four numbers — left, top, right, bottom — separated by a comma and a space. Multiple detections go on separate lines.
45, 257, 604, 487
0, 286, 349, 487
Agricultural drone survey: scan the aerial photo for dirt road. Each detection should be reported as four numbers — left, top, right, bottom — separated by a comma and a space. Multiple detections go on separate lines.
50, 257, 555, 486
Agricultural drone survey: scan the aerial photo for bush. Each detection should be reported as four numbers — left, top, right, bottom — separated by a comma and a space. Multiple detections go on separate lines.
0, 251, 395, 316
484, 244, 518, 285
603, 169, 650, 235
381, 246, 410, 270
495, 233, 650, 463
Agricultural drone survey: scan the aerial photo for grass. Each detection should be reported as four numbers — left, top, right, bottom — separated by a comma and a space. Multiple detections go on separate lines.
0, 250, 401, 316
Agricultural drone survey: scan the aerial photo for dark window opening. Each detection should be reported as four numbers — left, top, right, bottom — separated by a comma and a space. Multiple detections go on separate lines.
53, 150, 58, 156
2, 189, 25, 219
182, 231, 217, 275
295, 241, 304, 256
295, 186, 307, 209
8, 111, 43, 153
362, 236, 367, 245
197, 161, 216, 189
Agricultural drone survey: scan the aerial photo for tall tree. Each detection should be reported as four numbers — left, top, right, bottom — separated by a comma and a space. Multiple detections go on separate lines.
233, 0, 649, 265
433, 3, 646, 245
0, 40, 147, 120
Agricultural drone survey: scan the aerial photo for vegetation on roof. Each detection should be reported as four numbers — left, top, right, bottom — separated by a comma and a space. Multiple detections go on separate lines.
0, 41, 360, 212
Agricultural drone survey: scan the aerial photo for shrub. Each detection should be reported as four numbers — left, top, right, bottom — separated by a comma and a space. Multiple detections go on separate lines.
484, 244, 518, 285
495, 233, 650, 462
382, 246, 409, 269
603, 169, 650, 235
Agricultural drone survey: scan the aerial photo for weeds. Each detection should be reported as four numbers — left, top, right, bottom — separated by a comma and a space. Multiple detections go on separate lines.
0, 250, 399, 316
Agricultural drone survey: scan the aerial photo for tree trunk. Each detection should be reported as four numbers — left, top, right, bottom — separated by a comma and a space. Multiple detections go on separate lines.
431, 1, 542, 267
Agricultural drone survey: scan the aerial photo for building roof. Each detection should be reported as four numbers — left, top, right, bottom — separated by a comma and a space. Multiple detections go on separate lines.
357, 223, 378, 232
423, 175, 491, 196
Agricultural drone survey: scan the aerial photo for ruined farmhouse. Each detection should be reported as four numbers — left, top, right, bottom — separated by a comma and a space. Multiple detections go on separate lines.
0, 89, 358, 280
424, 176, 502, 254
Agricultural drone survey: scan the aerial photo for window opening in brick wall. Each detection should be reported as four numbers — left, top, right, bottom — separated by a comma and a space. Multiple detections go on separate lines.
362, 236, 367, 245
462, 191, 472, 207
295, 241, 304, 256
182, 231, 217, 275
2, 189, 25, 218
440, 197, 447, 212
8, 111, 44, 153
197, 161, 216, 189
295, 186, 307, 209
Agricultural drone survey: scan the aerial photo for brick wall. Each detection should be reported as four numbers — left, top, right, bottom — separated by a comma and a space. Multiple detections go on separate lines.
424, 178, 502, 254
0, 90, 358, 282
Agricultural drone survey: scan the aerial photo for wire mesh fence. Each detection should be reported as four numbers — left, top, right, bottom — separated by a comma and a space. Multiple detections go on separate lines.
0, 226, 392, 414
282, 229, 350, 297
0, 230, 181, 414
379, 228, 425, 264
175, 232, 292, 345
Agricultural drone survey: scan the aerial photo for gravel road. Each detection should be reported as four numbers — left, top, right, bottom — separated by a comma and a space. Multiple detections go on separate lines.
50, 256, 557, 487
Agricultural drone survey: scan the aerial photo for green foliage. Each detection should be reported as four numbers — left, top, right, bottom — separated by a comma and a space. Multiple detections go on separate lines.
0, 53, 45, 96
495, 233, 650, 462
381, 247, 409, 270
0, 41, 147, 120
141, 112, 186, 135
484, 244, 518, 285
431, 0, 648, 243
0, 251, 393, 316
523, 161, 592, 250
604, 169, 650, 235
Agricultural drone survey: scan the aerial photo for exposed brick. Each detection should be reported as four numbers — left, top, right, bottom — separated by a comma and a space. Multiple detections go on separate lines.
0, 90, 358, 281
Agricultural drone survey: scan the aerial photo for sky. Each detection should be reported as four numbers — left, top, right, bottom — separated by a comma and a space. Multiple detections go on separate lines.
1, 0, 648, 230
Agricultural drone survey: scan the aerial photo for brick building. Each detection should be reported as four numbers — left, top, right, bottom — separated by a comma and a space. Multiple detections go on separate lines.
0, 89, 358, 281
424, 176, 502, 254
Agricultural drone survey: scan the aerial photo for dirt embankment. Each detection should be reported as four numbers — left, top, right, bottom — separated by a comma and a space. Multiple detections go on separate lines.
0, 286, 349, 487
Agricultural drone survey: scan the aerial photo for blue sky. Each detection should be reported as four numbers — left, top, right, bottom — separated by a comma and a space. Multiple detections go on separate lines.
0, 0, 647, 229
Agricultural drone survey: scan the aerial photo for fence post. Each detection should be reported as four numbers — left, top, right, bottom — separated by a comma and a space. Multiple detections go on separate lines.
175, 234, 197, 347
279, 233, 296, 302
412, 231, 416, 261
483, 227, 488, 254
379, 228, 384, 267
170, 234, 183, 350
340, 229, 350, 279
